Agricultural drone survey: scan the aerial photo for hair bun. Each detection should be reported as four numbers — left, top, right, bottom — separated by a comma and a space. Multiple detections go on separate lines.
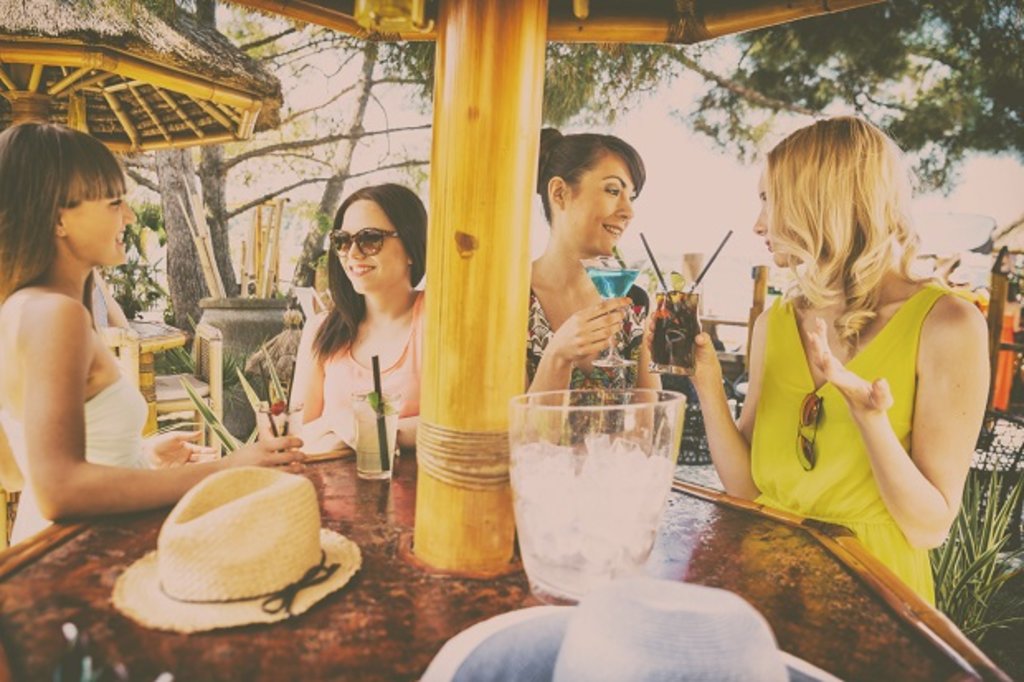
537, 128, 564, 194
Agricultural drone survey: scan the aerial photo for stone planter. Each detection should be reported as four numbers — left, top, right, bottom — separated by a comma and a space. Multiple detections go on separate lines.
199, 297, 289, 439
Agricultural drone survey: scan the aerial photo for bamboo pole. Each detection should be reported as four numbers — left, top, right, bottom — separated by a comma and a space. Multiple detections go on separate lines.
154, 87, 205, 138
413, 0, 549, 574
0, 65, 15, 91
128, 83, 172, 141
101, 89, 140, 148
746, 264, 768, 371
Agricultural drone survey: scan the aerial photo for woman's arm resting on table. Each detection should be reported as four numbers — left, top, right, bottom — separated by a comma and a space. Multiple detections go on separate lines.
20, 297, 303, 521
806, 296, 989, 548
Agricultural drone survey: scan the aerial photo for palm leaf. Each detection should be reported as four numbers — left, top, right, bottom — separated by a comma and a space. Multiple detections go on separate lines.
180, 378, 240, 452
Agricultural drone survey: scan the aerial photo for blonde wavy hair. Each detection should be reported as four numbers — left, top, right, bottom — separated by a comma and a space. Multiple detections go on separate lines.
766, 116, 921, 348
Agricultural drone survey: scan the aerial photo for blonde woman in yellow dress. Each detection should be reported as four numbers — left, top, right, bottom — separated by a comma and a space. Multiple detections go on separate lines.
690, 117, 989, 604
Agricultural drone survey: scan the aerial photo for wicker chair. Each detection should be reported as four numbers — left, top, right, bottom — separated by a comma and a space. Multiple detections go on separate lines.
154, 322, 224, 446
104, 322, 224, 447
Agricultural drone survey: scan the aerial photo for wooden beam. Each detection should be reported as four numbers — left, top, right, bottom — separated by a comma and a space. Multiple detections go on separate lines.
102, 89, 140, 149
128, 83, 171, 141
154, 87, 205, 138
26, 63, 43, 92
413, 0, 549, 574
46, 65, 91, 96
0, 64, 15, 91
194, 98, 235, 131
60, 71, 111, 97
226, 0, 883, 43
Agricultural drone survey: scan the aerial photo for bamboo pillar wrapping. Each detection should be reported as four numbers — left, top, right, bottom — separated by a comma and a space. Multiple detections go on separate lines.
414, 0, 549, 573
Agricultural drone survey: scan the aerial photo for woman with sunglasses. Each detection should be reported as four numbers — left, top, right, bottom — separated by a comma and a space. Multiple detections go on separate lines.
300, 184, 427, 450
528, 128, 660, 393
689, 117, 988, 604
0, 123, 304, 545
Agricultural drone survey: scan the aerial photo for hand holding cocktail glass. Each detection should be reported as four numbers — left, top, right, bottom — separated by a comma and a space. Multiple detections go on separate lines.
580, 256, 644, 367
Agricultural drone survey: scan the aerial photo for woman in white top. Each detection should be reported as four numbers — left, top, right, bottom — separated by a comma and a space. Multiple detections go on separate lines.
0, 122, 304, 543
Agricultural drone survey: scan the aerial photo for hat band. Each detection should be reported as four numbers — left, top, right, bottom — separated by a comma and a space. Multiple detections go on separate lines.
158, 551, 339, 616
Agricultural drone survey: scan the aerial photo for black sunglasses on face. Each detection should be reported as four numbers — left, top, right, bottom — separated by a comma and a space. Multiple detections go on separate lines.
797, 392, 823, 471
330, 227, 399, 257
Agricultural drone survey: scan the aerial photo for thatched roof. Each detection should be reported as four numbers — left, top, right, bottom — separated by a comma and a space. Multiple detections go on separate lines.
0, 0, 282, 151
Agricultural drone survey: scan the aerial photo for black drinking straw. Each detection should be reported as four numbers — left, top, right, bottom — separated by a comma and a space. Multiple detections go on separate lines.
689, 230, 734, 292
639, 232, 669, 292
371, 355, 390, 472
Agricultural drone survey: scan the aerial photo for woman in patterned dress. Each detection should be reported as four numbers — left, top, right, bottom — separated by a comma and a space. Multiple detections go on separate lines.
527, 129, 660, 393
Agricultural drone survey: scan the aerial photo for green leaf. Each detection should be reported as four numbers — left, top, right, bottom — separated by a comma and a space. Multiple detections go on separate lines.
235, 367, 266, 414
181, 378, 239, 452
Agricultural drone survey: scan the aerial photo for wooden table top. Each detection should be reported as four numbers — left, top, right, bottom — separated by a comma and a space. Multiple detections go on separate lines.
0, 455, 1006, 682
126, 320, 188, 354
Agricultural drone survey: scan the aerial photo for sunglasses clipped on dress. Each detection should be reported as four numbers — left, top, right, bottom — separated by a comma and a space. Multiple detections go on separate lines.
797, 392, 823, 471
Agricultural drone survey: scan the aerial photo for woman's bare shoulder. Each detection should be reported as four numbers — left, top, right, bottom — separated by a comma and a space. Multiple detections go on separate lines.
3, 290, 92, 345
920, 290, 988, 355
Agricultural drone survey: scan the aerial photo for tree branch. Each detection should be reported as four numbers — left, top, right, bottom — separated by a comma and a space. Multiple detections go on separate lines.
239, 27, 298, 52
126, 167, 160, 195
227, 177, 333, 220
346, 159, 429, 181
281, 82, 359, 125
223, 123, 432, 171
677, 54, 817, 117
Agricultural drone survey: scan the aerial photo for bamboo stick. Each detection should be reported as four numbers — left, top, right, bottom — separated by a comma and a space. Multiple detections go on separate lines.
154, 87, 205, 138
128, 83, 172, 140
0, 64, 15, 91
46, 65, 91, 96
26, 63, 43, 93
413, 0, 548, 574
195, 97, 237, 131
59, 71, 111, 97
101, 89, 140, 149
240, 239, 249, 297
66, 92, 88, 132
102, 131, 239, 153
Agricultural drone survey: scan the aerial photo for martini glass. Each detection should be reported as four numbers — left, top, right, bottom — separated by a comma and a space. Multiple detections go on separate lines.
581, 256, 643, 367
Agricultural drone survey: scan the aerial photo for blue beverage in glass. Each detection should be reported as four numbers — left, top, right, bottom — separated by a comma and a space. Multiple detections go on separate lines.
585, 267, 641, 299
581, 256, 645, 368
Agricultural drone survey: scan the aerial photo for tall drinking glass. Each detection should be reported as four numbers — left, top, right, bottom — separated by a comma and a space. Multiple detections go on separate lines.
580, 256, 643, 367
509, 389, 686, 604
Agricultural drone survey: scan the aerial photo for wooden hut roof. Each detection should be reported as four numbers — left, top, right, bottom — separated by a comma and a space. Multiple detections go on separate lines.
0, 0, 282, 151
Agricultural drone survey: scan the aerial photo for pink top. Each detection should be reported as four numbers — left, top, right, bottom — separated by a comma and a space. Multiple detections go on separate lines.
321, 292, 424, 419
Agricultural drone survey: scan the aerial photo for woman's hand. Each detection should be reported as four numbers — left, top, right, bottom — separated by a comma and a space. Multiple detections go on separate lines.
225, 436, 306, 470
806, 318, 893, 415
546, 297, 629, 366
145, 430, 218, 468
689, 332, 725, 395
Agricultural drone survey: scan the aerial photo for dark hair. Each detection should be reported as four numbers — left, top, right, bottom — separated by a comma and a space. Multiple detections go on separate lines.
536, 128, 646, 223
0, 123, 125, 302
313, 183, 427, 363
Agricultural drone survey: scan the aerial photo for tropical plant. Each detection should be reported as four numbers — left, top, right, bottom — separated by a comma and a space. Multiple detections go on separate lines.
106, 202, 168, 320
931, 469, 1024, 643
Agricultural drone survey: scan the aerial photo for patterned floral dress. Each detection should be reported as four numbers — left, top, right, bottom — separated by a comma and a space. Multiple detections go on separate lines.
526, 287, 648, 390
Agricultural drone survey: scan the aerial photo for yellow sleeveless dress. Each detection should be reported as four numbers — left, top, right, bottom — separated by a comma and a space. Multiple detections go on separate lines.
751, 284, 948, 604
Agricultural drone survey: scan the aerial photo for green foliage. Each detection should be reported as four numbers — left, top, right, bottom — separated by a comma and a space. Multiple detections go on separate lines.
105, 202, 168, 320
932, 469, 1024, 643
702, 1, 1024, 190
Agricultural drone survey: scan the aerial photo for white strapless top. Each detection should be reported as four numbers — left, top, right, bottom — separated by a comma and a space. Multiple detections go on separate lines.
0, 374, 148, 544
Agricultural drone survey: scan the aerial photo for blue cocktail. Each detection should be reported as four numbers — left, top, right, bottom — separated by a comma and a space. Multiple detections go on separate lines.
581, 256, 643, 368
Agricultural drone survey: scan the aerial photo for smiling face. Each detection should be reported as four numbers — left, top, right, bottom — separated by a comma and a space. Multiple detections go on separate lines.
555, 152, 636, 257
57, 195, 135, 268
336, 199, 412, 296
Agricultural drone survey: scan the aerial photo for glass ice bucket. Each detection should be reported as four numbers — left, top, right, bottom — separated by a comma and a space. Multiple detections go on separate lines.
508, 389, 686, 603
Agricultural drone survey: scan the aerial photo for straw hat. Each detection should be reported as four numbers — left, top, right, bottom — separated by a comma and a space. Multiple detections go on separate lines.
423, 577, 840, 682
112, 467, 361, 633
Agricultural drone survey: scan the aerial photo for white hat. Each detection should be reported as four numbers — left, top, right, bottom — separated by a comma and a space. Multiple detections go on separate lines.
423, 577, 841, 682
112, 467, 361, 633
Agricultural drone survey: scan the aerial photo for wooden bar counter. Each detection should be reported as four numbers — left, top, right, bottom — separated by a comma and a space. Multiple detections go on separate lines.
0, 455, 1007, 681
